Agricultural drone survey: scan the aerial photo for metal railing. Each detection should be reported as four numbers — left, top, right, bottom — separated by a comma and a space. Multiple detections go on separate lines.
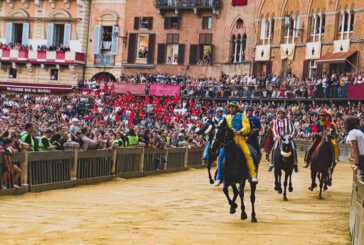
155, 0, 221, 8
94, 54, 115, 66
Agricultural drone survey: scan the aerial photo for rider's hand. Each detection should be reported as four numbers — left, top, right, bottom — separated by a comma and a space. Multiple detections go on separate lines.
235, 130, 241, 135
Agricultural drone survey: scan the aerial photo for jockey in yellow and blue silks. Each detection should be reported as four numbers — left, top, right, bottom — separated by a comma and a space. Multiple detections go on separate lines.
246, 106, 262, 157
213, 107, 226, 186
226, 101, 258, 183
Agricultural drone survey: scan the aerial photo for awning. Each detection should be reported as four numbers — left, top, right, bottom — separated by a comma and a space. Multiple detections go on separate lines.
317, 50, 357, 63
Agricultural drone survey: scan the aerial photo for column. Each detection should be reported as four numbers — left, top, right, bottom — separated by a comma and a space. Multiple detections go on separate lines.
20, 143, 30, 187
262, 18, 266, 45
238, 40, 243, 62
340, 10, 345, 40
292, 17, 296, 44
286, 18, 290, 44
318, 13, 323, 41
313, 14, 317, 42
346, 10, 351, 40
234, 40, 238, 63
268, 18, 272, 45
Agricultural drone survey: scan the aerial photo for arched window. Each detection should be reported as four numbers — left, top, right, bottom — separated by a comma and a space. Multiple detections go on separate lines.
231, 33, 246, 63
236, 19, 243, 29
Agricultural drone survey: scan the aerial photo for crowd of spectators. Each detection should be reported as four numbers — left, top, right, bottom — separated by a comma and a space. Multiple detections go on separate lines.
0, 42, 71, 52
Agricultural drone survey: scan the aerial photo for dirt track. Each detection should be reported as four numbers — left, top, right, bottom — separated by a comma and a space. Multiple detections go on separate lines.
0, 157, 352, 245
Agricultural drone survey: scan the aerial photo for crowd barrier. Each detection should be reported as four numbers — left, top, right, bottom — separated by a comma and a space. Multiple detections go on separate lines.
0, 144, 204, 195
350, 175, 364, 244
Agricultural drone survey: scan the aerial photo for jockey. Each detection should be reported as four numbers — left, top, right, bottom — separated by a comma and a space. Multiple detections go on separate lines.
303, 110, 329, 168
246, 106, 262, 157
226, 101, 258, 182
326, 111, 340, 163
268, 108, 298, 172
214, 107, 226, 186
201, 116, 215, 160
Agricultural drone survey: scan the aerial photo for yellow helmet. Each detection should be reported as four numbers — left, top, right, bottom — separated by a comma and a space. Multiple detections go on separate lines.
228, 101, 240, 108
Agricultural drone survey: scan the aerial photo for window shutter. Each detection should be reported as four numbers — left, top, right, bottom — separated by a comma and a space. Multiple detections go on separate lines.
111, 25, 119, 55
199, 34, 206, 44
134, 17, 140, 30
166, 34, 173, 44
266, 60, 273, 75
178, 44, 185, 65
93, 25, 101, 55
206, 34, 212, 44
5, 23, 13, 44
46, 23, 54, 47
302, 60, 309, 80
316, 63, 323, 78
127, 33, 137, 64
252, 61, 258, 77
177, 17, 181, 29
63, 23, 71, 48
148, 17, 153, 30
260, 19, 266, 40
157, 43, 166, 64
295, 16, 300, 36
209, 45, 214, 65
21, 23, 30, 46
164, 17, 171, 29
147, 33, 155, 64
172, 34, 179, 44
189, 44, 198, 65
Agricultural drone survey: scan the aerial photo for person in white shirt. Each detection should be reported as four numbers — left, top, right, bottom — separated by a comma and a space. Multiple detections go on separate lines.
345, 117, 364, 181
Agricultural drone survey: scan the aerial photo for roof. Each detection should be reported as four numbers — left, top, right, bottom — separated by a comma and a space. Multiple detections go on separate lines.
317, 50, 357, 63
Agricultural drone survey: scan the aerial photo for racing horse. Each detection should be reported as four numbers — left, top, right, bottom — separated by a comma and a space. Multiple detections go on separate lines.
273, 135, 295, 201
308, 128, 334, 199
260, 127, 274, 161
209, 118, 260, 222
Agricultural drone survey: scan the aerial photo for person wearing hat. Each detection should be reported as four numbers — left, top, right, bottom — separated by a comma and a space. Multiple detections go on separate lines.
226, 101, 257, 182
212, 107, 226, 186
39, 129, 57, 151
269, 108, 298, 172
303, 110, 329, 168
246, 106, 262, 158
326, 111, 340, 163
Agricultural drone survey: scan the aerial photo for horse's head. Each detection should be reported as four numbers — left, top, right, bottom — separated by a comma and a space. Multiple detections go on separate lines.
197, 120, 215, 137
280, 135, 292, 158
323, 128, 333, 143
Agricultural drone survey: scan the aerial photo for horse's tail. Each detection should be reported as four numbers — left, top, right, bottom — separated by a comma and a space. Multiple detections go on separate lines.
248, 144, 261, 167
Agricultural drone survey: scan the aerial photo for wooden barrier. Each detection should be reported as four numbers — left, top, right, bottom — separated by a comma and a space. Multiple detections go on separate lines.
167, 148, 187, 170
350, 174, 364, 244
187, 147, 204, 167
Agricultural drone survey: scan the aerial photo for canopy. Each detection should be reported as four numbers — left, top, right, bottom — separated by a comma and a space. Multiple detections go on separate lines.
316, 50, 357, 63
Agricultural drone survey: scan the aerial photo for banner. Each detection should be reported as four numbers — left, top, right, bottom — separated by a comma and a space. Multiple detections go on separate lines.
348, 84, 364, 100
255, 45, 271, 61
306, 42, 321, 60
149, 84, 181, 96
114, 83, 146, 95
333, 39, 350, 53
0, 82, 72, 93
280, 44, 296, 60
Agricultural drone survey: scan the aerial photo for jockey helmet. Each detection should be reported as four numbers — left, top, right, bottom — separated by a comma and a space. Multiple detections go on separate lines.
320, 110, 327, 116
228, 101, 240, 108
276, 108, 286, 114
246, 106, 253, 111
326, 111, 333, 117
216, 107, 223, 113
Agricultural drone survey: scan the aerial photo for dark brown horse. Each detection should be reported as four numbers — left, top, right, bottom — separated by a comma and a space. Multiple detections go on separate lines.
261, 128, 274, 161
308, 129, 334, 199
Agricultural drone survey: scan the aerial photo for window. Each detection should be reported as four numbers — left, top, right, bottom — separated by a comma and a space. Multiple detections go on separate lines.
166, 44, 179, 64
50, 69, 58, 80
260, 19, 274, 44
136, 34, 149, 59
198, 34, 213, 65
284, 16, 300, 42
309, 60, 316, 79
338, 11, 354, 34
12, 24, 23, 44
101, 26, 112, 50
231, 34, 246, 63
9, 68, 16, 79
53, 24, 65, 47
140, 17, 150, 29
134, 17, 153, 30
311, 15, 325, 36
166, 34, 179, 44
202, 17, 212, 30
199, 34, 212, 45
236, 19, 243, 29
164, 17, 180, 29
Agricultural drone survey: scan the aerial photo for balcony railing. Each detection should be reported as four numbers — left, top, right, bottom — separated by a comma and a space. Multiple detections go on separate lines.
95, 54, 115, 66
155, 0, 221, 9
0, 49, 85, 65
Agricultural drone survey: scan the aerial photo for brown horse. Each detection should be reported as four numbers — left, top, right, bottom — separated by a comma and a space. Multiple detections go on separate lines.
308, 129, 334, 199
260, 128, 274, 161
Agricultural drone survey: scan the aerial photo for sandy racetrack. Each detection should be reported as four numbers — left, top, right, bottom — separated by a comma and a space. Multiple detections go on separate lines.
0, 157, 352, 245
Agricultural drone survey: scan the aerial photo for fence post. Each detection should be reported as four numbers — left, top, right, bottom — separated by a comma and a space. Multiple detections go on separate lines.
64, 142, 80, 180
20, 143, 29, 188
139, 147, 145, 173
184, 147, 188, 168
164, 149, 168, 170
111, 145, 118, 175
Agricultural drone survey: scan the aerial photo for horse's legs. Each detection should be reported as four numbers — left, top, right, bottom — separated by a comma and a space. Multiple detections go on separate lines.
239, 180, 247, 220
274, 168, 282, 193
207, 161, 214, 184
250, 182, 257, 223
319, 173, 324, 199
223, 184, 237, 214
274, 167, 279, 191
309, 170, 317, 191
277, 170, 282, 194
288, 174, 293, 192
231, 184, 239, 207
283, 172, 289, 201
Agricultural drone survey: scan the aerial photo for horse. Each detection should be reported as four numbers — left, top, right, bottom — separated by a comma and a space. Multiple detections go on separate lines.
197, 120, 217, 184
209, 118, 260, 222
272, 135, 295, 201
260, 127, 274, 161
308, 129, 334, 199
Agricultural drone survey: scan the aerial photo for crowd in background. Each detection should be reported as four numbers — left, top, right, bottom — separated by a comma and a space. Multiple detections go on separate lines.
0, 42, 71, 52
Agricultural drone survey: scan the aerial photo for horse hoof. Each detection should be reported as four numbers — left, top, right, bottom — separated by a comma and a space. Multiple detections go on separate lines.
308, 187, 313, 191
327, 183, 332, 187
230, 207, 236, 214
274, 186, 278, 191
241, 213, 247, 220
232, 202, 238, 209
288, 187, 293, 192
318, 196, 323, 200
324, 186, 328, 191
283, 196, 288, 201
278, 189, 282, 194
209, 179, 214, 185
251, 217, 257, 223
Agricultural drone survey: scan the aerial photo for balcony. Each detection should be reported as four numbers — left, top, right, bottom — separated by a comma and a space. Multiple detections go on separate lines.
155, 0, 221, 16
0, 49, 85, 65
94, 54, 115, 67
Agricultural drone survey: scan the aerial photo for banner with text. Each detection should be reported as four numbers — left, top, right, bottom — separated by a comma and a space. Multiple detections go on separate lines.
348, 84, 364, 100
149, 84, 181, 96
0, 82, 72, 94
114, 83, 146, 95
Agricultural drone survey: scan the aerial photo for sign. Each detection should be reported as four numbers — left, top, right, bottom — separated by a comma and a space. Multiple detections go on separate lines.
280, 43, 296, 60
333, 39, 350, 53
348, 84, 364, 100
306, 42, 321, 60
255, 45, 271, 61
0, 82, 73, 94
149, 84, 181, 96
114, 83, 146, 95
